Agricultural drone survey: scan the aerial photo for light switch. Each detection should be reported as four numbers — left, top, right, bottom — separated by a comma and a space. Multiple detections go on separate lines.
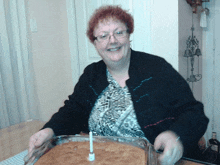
30, 19, 38, 32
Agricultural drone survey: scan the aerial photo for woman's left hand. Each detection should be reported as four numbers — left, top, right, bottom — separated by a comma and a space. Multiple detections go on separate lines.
154, 131, 183, 165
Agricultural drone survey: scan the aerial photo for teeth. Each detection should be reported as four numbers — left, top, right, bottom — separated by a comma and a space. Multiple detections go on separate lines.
108, 47, 120, 51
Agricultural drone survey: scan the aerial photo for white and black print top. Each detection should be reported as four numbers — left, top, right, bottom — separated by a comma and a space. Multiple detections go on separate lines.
88, 69, 148, 141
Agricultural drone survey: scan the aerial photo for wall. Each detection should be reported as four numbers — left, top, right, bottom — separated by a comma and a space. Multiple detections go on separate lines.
150, 0, 179, 71
26, 0, 73, 121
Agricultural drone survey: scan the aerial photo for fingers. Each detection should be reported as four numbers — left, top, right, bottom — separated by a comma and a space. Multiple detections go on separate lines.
161, 146, 178, 165
167, 148, 182, 165
159, 144, 173, 165
154, 133, 165, 151
172, 148, 182, 164
34, 133, 44, 147
154, 139, 163, 151
28, 134, 38, 153
28, 128, 54, 156
154, 131, 183, 165
159, 142, 183, 165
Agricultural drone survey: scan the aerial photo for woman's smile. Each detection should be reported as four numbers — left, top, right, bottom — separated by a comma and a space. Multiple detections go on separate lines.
107, 46, 122, 52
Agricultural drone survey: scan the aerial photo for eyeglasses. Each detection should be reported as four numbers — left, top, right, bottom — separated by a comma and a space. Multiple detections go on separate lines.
94, 29, 128, 42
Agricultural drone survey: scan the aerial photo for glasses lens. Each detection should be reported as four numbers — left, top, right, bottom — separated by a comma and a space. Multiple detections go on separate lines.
96, 30, 127, 42
116, 30, 128, 37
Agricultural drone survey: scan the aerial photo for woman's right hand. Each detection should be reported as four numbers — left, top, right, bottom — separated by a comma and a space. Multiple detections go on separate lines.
28, 128, 54, 156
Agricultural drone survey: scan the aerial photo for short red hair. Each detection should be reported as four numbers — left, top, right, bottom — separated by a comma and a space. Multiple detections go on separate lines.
87, 5, 134, 43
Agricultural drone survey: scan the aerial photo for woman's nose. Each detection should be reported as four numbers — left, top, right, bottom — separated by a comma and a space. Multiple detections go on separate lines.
108, 34, 118, 43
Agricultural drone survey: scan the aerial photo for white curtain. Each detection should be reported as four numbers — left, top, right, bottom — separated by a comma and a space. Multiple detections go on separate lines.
202, 0, 220, 142
0, 0, 40, 129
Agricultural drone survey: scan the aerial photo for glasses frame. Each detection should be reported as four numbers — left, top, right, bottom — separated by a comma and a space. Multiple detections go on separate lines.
93, 29, 129, 43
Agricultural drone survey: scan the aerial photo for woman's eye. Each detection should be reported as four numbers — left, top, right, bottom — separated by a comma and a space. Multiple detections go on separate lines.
116, 31, 123, 35
100, 34, 108, 39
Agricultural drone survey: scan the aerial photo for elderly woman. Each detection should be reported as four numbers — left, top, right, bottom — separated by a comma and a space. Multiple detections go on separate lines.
29, 5, 209, 165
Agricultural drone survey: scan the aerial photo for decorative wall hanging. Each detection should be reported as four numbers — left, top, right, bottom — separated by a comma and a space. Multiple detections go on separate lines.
184, 13, 202, 91
186, 0, 210, 13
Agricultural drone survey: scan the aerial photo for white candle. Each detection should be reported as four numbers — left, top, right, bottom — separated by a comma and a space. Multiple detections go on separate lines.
89, 131, 95, 161
89, 132, 93, 153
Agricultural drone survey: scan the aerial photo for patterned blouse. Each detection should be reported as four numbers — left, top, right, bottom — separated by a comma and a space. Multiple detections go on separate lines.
88, 69, 148, 141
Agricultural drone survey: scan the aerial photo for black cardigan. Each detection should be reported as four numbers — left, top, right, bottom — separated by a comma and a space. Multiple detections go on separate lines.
43, 49, 209, 156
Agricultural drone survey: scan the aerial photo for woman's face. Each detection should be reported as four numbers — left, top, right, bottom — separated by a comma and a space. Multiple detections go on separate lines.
93, 19, 131, 66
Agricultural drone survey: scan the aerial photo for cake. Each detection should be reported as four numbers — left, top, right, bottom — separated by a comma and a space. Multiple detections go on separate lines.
34, 141, 146, 165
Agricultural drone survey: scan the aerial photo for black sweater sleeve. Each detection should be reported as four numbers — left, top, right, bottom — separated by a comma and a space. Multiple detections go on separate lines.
158, 59, 209, 156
